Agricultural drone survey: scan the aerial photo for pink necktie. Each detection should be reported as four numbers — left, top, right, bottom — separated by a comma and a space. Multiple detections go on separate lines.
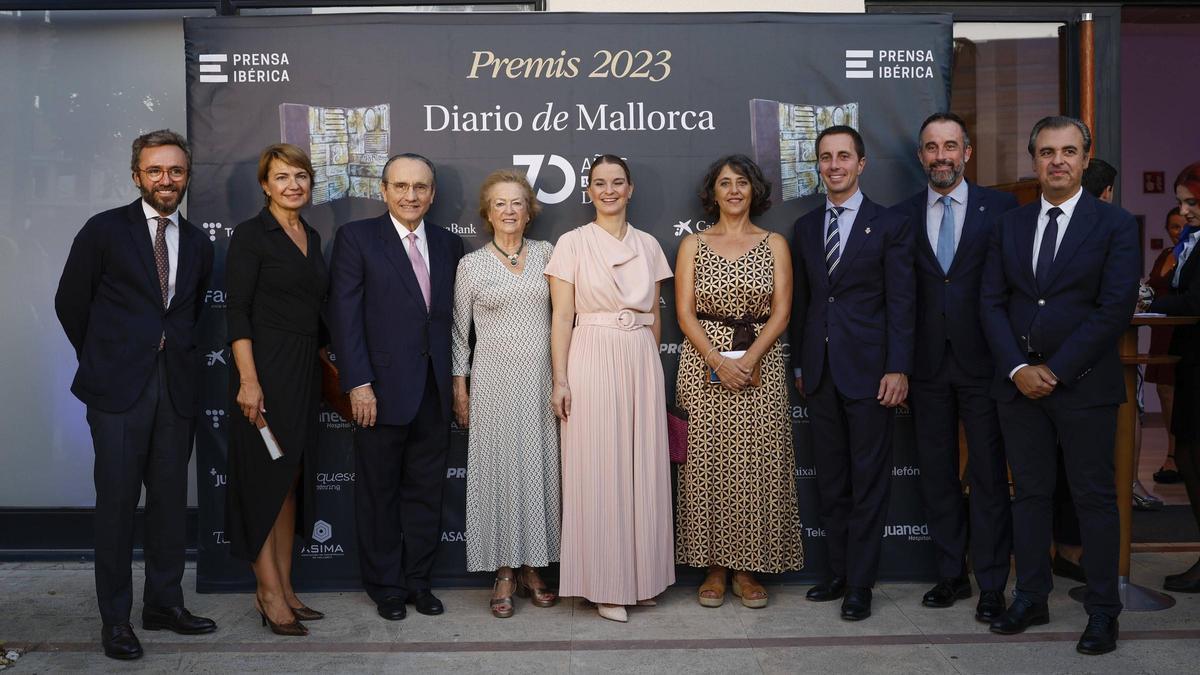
406, 232, 431, 310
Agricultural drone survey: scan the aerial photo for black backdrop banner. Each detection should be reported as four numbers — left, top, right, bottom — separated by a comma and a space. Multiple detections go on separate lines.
185, 12, 952, 592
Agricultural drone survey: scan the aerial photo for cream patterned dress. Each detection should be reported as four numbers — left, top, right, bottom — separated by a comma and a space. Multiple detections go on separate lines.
674, 235, 803, 572
452, 240, 560, 572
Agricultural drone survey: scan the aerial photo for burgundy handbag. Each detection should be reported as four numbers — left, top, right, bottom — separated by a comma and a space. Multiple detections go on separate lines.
666, 402, 688, 464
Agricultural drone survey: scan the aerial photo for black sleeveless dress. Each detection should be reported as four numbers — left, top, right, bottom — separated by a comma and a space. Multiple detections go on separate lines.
224, 207, 329, 561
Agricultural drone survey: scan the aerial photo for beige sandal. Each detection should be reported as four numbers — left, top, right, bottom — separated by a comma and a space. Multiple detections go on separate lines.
698, 569, 727, 608
490, 575, 515, 618
731, 573, 768, 609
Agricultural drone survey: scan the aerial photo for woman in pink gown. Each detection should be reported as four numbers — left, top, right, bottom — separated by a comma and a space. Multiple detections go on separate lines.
545, 155, 676, 623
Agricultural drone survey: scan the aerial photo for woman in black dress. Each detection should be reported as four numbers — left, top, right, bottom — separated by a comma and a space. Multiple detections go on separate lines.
226, 143, 329, 634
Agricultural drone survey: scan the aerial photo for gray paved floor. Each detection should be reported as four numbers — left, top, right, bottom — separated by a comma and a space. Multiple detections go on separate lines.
2, 552, 1199, 673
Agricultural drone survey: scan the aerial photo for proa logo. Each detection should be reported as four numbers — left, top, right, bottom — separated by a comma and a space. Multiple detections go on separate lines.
302, 519, 345, 557
795, 465, 817, 479
884, 523, 931, 541
315, 472, 354, 492
446, 467, 466, 479
673, 219, 710, 237
208, 467, 226, 488
205, 349, 226, 366
447, 223, 478, 236
204, 289, 226, 309
659, 343, 685, 355
440, 531, 466, 542
892, 465, 920, 477
204, 408, 225, 429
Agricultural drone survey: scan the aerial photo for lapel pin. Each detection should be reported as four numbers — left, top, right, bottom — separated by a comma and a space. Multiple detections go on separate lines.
864, 227, 871, 234
979, 206, 986, 211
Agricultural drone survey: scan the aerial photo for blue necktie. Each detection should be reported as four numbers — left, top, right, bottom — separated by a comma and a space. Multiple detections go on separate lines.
825, 206, 845, 276
936, 195, 955, 273
1035, 207, 1062, 290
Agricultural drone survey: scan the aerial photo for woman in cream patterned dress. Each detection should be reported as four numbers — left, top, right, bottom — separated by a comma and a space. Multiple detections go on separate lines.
452, 170, 559, 619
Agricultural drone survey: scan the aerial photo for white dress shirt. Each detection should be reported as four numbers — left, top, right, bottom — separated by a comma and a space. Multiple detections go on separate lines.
1175, 229, 1200, 287
141, 200, 179, 306
925, 179, 969, 253
391, 215, 429, 263
825, 189, 864, 259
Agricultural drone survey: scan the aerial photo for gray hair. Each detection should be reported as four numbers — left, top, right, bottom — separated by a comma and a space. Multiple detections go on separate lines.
130, 129, 191, 174
1027, 116, 1092, 157
381, 152, 437, 188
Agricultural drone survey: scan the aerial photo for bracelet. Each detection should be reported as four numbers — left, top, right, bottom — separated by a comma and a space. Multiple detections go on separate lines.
703, 346, 720, 364
715, 355, 727, 371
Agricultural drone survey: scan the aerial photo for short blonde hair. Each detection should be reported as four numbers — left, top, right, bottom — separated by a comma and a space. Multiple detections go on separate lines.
477, 169, 540, 232
257, 143, 315, 204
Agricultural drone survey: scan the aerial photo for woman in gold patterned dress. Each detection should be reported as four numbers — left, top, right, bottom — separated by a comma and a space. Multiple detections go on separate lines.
674, 154, 803, 609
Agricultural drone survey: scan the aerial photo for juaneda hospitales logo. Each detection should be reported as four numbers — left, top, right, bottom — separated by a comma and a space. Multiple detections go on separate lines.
844, 49, 935, 80
198, 52, 291, 84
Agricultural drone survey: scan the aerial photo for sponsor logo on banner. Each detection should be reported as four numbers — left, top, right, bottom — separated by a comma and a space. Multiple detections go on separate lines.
441, 531, 466, 542
892, 465, 920, 477
790, 405, 809, 423
884, 523, 931, 541
450, 418, 468, 435
319, 410, 351, 431
212, 530, 229, 545
301, 519, 345, 558
446, 467, 466, 479
447, 222, 478, 237
209, 467, 227, 488
204, 408, 225, 429
200, 222, 230, 242
672, 219, 710, 237
205, 349, 226, 366
659, 342, 684, 355
204, 289, 226, 309
844, 48, 935, 80
795, 465, 817, 479
198, 52, 290, 83
895, 406, 911, 418
316, 472, 354, 492
802, 524, 827, 538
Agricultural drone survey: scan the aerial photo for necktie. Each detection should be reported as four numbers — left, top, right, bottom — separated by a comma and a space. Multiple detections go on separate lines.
406, 232, 432, 310
936, 195, 955, 273
153, 216, 170, 350
825, 206, 845, 276
1035, 207, 1062, 290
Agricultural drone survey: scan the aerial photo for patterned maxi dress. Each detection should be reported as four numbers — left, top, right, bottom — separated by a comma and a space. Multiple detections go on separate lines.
674, 235, 804, 572
451, 240, 561, 572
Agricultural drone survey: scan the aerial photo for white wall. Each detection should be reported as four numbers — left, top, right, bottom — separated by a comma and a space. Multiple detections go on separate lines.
546, 0, 863, 12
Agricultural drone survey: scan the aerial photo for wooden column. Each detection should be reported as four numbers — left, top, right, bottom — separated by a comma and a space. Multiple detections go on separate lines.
1080, 12, 1095, 154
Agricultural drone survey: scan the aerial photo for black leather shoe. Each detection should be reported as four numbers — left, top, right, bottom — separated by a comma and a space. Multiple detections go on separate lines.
376, 596, 407, 621
407, 589, 445, 615
988, 598, 1049, 635
975, 590, 1006, 623
142, 605, 217, 634
1163, 576, 1200, 593
922, 576, 972, 608
840, 587, 872, 621
1051, 554, 1087, 584
806, 576, 846, 602
101, 623, 143, 660
1076, 614, 1118, 655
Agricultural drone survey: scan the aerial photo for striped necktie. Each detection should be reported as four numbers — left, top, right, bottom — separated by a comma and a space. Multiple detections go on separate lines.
825, 206, 845, 276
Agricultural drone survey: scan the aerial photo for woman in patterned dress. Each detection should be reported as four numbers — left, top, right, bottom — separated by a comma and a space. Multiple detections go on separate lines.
673, 154, 803, 609
451, 170, 559, 618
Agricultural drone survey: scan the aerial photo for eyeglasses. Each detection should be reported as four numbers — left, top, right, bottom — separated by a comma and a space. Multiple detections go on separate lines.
382, 181, 431, 196
138, 166, 188, 181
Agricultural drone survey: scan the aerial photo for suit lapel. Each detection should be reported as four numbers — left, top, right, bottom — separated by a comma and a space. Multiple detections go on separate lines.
1044, 193, 1097, 290
831, 197, 876, 287
806, 210, 830, 291
125, 200, 160, 300
171, 219, 196, 312
426, 225, 447, 311
1013, 203, 1039, 293
378, 215, 429, 315
912, 192, 940, 270
950, 182, 988, 274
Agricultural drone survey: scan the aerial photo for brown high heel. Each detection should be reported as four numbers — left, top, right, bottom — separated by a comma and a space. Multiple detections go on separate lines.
256, 598, 308, 636
515, 568, 558, 607
490, 574, 515, 619
289, 603, 324, 621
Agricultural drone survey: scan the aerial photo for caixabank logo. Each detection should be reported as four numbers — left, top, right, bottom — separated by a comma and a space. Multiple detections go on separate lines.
198, 52, 291, 84
844, 48, 935, 80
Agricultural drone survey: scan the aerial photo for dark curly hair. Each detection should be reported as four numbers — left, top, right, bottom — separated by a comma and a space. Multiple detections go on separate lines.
698, 154, 772, 219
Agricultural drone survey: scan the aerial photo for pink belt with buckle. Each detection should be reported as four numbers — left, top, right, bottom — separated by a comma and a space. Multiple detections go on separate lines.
575, 310, 654, 331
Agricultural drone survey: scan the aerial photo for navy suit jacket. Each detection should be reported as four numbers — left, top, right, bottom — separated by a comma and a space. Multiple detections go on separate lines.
980, 190, 1140, 407
893, 182, 1019, 380
328, 213, 465, 426
790, 195, 916, 400
55, 199, 214, 416
1150, 237, 1200, 367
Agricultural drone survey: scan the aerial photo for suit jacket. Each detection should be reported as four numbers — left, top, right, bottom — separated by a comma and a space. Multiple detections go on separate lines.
1151, 238, 1200, 368
790, 195, 916, 400
327, 213, 465, 426
55, 199, 214, 416
980, 190, 1140, 407
893, 182, 1019, 380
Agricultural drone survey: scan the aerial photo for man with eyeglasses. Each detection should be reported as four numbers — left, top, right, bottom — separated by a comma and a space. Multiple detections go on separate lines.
329, 153, 465, 621
55, 129, 216, 660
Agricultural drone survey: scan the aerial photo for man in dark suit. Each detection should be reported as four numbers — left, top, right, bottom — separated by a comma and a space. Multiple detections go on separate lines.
892, 113, 1017, 622
55, 130, 217, 660
328, 153, 465, 621
790, 125, 915, 621
981, 116, 1139, 655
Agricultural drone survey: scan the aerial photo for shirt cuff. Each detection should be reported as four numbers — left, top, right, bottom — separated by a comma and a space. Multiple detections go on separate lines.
351, 382, 372, 391
793, 368, 802, 379
1008, 364, 1029, 380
